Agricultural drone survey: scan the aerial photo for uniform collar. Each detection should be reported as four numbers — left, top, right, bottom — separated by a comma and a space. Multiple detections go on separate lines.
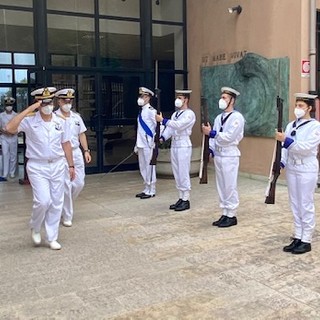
142, 103, 151, 110
35, 110, 58, 123
56, 108, 74, 118
35, 111, 44, 123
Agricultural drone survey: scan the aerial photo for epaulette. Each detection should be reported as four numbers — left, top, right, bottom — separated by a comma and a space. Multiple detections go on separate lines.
26, 112, 36, 117
56, 113, 66, 120
149, 106, 155, 110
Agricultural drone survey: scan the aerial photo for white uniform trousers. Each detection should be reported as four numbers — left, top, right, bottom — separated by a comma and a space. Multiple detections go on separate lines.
171, 146, 192, 201
137, 147, 156, 195
286, 170, 317, 243
1, 137, 17, 178
63, 148, 85, 222
214, 156, 240, 217
27, 158, 66, 242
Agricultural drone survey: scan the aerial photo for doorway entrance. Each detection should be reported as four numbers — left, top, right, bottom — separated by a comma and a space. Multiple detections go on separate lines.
49, 71, 141, 174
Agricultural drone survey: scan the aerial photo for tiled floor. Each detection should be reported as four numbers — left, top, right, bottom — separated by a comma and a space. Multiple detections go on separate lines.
1, 169, 320, 319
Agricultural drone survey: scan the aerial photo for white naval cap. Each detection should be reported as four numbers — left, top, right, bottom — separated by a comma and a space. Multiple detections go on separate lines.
139, 87, 154, 96
4, 96, 15, 106
221, 87, 240, 98
175, 89, 192, 95
294, 93, 317, 102
55, 88, 75, 99
31, 87, 56, 101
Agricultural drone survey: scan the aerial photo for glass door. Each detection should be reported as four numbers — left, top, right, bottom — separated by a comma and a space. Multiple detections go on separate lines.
100, 74, 140, 172
49, 71, 142, 174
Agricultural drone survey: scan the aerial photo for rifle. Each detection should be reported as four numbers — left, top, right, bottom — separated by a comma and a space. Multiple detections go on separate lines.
199, 96, 210, 184
265, 95, 283, 204
150, 61, 161, 165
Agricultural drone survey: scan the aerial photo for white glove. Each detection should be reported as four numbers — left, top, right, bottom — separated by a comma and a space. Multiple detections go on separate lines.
134, 145, 138, 154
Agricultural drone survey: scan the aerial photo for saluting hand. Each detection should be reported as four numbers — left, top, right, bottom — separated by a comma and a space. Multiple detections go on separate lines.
28, 100, 42, 112
275, 130, 286, 142
155, 112, 163, 123
202, 122, 212, 136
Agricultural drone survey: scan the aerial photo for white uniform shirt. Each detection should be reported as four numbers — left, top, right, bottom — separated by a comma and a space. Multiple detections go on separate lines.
18, 112, 71, 161
281, 118, 320, 173
55, 109, 87, 149
210, 110, 245, 156
161, 108, 196, 148
0, 111, 18, 141
136, 103, 157, 148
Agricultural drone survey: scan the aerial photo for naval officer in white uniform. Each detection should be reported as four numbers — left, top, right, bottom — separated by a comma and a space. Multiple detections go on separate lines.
55, 88, 91, 227
276, 93, 320, 254
0, 97, 18, 181
202, 87, 245, 227
134, 87, 157, 199
156, 89, 196, 211
5, 87, 75, 250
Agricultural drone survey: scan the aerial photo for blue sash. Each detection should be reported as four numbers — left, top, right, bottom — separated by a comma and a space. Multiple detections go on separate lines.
138, 113, 153, 138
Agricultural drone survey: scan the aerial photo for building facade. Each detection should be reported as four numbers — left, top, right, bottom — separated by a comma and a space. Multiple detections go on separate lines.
0, 0, 187, 174
1, 0, 320, 178
187, 0, 320, 177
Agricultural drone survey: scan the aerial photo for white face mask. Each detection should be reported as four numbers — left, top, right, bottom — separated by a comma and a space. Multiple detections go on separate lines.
41, 104, 54, 115
137, 97, 145, 106
5, 106, 13, 112
175, 98, 183, 108
218, 99, 228, 110
294, 108, 306, 119
62, 103, 72, 113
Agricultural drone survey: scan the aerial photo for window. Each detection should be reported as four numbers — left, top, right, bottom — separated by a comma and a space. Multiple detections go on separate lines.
0, 10, 34, 52
14, 53, 35, 65
14, 69, 28, 84
100, 19, 141, 68
0, 51, 35, 112
48, 14, 95, 67
0, 68, 12, 83
0, 52, 11, 64
99, 0, 140, 19
47, 0, 94, 14
153, 24, 184, 70
152, 0, 183, 22
0, 87, 12, 105
0, 0, 32, 8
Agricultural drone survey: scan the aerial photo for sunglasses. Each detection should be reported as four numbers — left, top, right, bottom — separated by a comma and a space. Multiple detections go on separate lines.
41, 99, 53, 104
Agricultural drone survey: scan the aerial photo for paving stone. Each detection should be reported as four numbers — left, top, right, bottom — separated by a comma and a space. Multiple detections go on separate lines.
1, 169, 320, 319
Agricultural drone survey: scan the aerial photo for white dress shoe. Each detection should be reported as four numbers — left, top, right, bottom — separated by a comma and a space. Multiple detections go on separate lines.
48, 240, 62, 250
10, 173, 15, 179
62, 220, 72, 227
31, 229, 41, 246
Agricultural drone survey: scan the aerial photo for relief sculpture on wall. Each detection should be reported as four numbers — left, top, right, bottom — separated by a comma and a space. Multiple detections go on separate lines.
201, 52, 289, 137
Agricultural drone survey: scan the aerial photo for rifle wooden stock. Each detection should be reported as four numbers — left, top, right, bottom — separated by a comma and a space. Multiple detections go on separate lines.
199, 96, 210, 184
150, 88, 161, 165
265, 96, 283, 204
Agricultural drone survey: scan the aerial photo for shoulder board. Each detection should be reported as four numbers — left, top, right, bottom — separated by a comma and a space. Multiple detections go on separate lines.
56, 113, 66, 120
148, 106, 155, 110
26, 112, 36, 117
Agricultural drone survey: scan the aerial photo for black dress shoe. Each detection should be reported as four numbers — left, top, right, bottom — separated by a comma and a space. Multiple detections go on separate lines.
283, 238, 301, 252
218, 216, 237, 228
174, 200, 190, 211
291, 241, 311, 254
136, 192, 146, 198
169, 199, 183, 210
212, 215, 227, 226
140, 194, 155, 199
